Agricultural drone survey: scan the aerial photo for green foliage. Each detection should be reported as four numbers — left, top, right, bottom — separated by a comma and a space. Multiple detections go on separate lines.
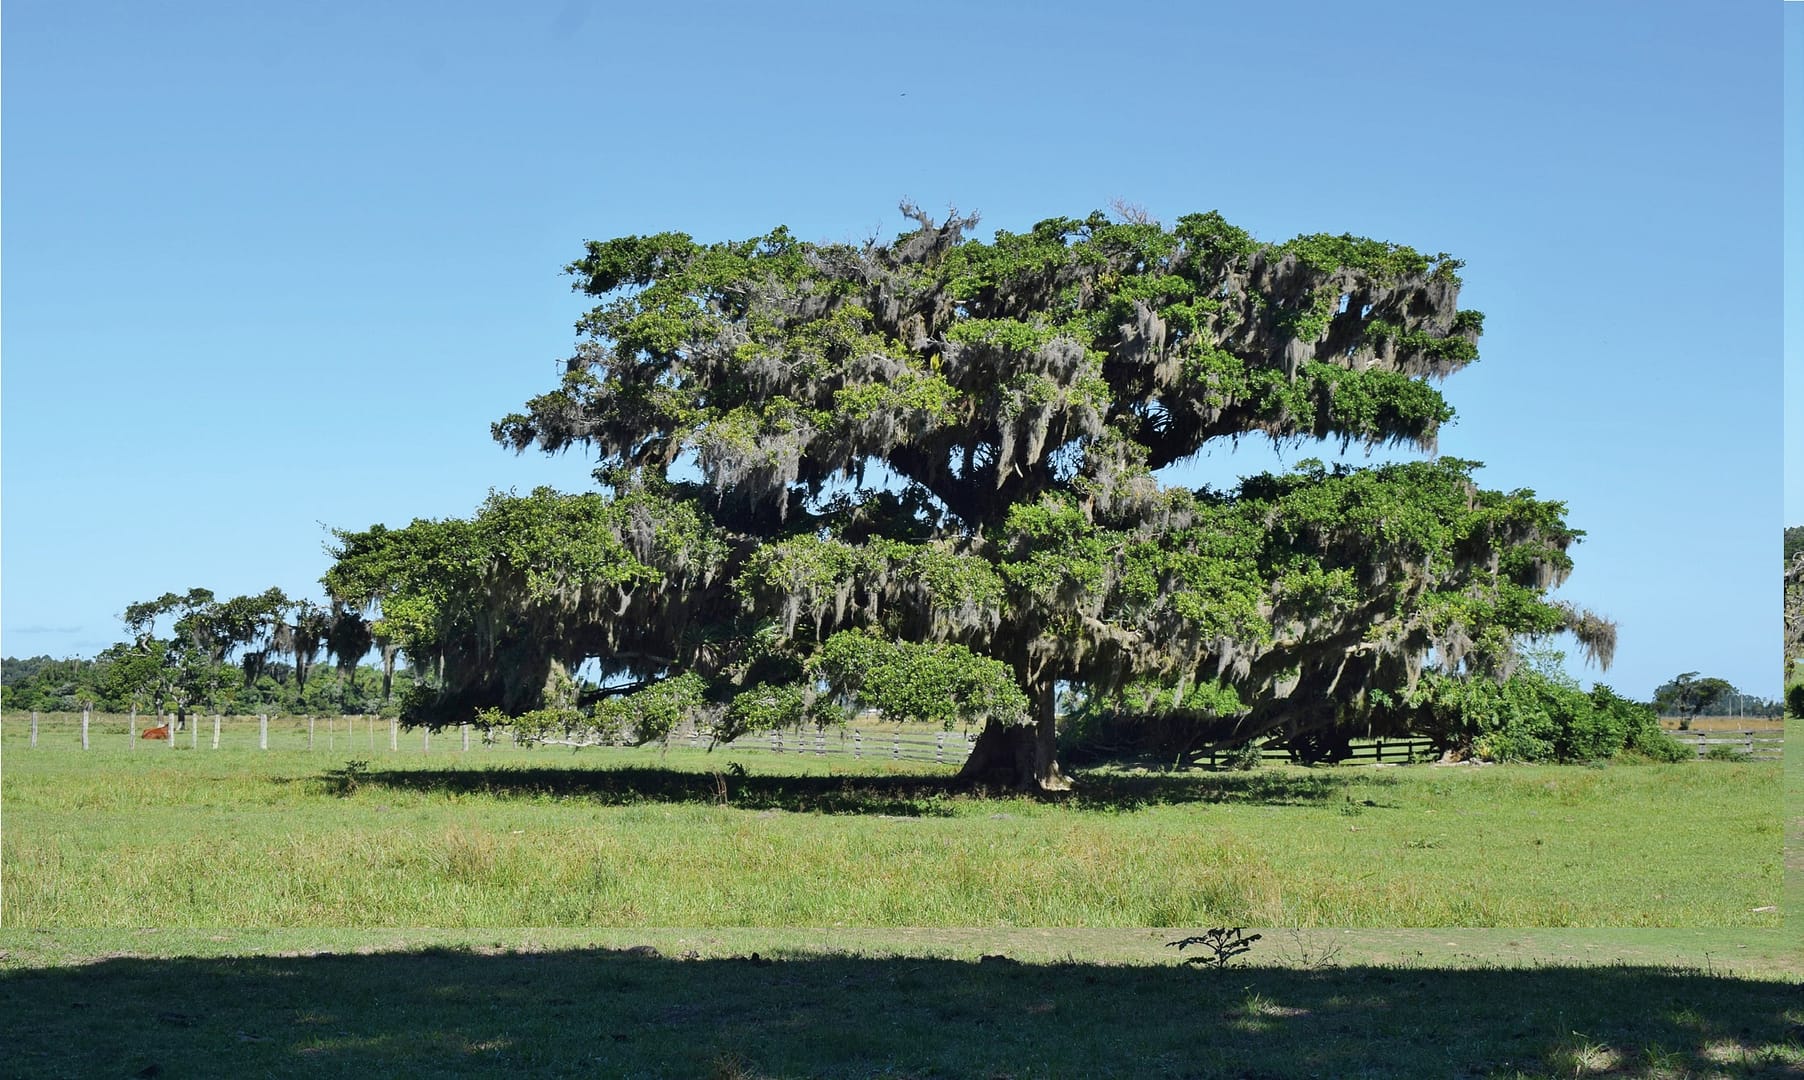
321, 204, 1614, 787
1216, 742, 1263, 771
1405, 658, 1681, 764
810, 630, 1028, 729
1273, 233, 1450, 284
476, 705, 604, 747
719, 682, 833, 743
1167, 927, 1263, 968
1650, 673, 1737, 722
1118, 677, 1245, 718
0, 655, 106, 713
598, 673, 710, 745
1599, 686, 1690, 763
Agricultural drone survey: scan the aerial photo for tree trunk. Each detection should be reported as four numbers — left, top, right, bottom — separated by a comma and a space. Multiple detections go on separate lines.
955, 682, 1070, 793
380, 644, 398, 702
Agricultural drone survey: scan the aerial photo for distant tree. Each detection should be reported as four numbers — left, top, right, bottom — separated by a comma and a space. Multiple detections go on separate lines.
0, 655, 95, 712
123, 587, 292, 728
1651, 672, 1734, 729
325, 605, 375, 710
279, 600, 330, 703
94, 640, 171, 715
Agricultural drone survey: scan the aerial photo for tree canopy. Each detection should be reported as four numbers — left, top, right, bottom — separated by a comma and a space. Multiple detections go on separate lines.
326, 205, 1614, 790
117, 587, 353, 726
1651, 672, 1735, 726
1785, 539, 1803, 686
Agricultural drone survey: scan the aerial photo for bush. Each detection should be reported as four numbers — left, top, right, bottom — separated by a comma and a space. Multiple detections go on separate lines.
1704, 743, 1746, 761
1595, 684, 1689, 763
1787, 682, 1804, 719
1411, 664, 1683, 765
1217, 741, 1263, 771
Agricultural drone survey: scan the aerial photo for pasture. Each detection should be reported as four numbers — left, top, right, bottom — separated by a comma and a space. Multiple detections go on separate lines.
1, 713, 1797, 1077
2, 712, 1784, 928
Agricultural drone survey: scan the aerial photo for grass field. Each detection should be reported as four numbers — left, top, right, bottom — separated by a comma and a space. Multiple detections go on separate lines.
0, 715, 1797, 1077
2, 717, 1784, 927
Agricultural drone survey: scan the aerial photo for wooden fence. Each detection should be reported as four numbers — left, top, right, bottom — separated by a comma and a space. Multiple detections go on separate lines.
1193, 736, 1439, 768
7, 710, 1783, 764
699, 721, 976, 765
1669, 729, 1784, 760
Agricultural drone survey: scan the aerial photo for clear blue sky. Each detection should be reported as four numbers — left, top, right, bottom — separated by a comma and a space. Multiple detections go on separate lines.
1788, 2, 1804, 524
3, 0, 1785, 699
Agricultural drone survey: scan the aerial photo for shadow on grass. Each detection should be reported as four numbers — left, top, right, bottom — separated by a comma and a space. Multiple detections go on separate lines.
320, 762, 1380, 815
3, 946, 1797, 1079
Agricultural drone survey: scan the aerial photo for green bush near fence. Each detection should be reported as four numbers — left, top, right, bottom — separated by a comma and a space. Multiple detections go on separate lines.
1408, 669, 1689, 764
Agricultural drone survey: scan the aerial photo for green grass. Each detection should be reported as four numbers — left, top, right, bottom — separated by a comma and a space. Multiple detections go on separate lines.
3, 724, 1783, 926
1, 714, 1796, 1077
0, 929, 1797, 1079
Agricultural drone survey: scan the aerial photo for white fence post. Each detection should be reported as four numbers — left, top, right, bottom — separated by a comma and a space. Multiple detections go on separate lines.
854, 729, 862, 758
130, 706, 138, 749
936, 730, 945, 763
817, 729, 825, 756
390, 717, 398, 752
31, 711, 38, 748
259, 714, 269, 751
167, 713, 176, 752
82, 706, 90, 750
309, 716, 316, 751
423, 726, 430, 754
212, 714, 221, 750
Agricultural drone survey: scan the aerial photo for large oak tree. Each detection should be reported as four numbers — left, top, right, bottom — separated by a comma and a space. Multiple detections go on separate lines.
327, 206, 1612, 791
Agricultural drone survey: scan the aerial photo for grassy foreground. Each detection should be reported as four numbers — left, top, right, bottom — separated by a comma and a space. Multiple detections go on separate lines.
0, 928, 1798, 1079
0, 719, 1796, 1077
2, 731, 1784, 926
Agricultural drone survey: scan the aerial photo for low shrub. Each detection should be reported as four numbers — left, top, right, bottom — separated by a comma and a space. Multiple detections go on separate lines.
1216, 741, 1263, 771
1407, 657, 1685, 765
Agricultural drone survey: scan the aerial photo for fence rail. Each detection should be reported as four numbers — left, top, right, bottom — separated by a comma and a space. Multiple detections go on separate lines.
1197, 737, 1439, 768
6, 711, 1783, 763
1671, 729, 1784, 760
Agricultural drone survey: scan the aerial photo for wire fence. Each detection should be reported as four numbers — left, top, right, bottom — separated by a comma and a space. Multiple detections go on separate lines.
1, 710, 983, 765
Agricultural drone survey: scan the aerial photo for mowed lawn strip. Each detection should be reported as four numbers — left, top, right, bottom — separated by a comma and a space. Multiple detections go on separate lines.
3, 737, 1781, 927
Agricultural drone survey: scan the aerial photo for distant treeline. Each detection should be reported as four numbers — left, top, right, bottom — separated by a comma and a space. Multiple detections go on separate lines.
1, 654, 416, 717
